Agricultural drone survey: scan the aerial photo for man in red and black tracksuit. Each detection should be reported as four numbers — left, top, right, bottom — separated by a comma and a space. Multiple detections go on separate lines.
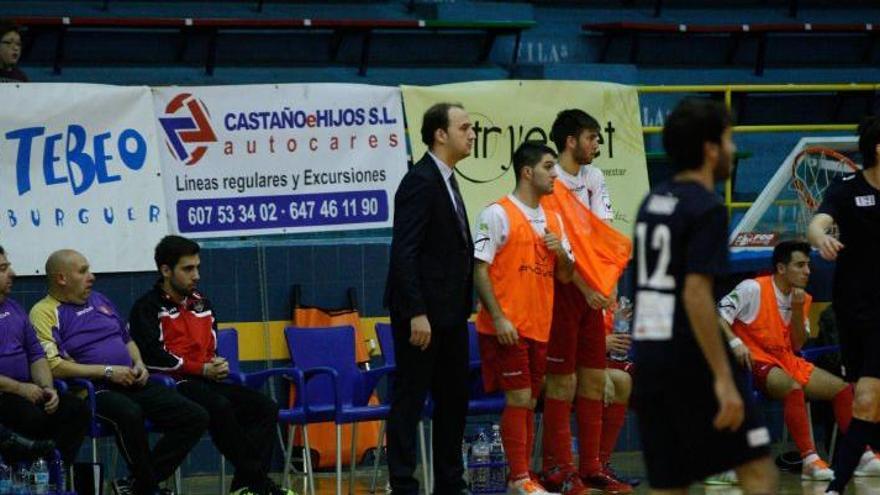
128, 235, 289, 495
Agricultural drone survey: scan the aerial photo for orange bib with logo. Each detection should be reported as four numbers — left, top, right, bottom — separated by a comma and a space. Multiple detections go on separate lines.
732, 275, 814, 384
476, 196, 561, 343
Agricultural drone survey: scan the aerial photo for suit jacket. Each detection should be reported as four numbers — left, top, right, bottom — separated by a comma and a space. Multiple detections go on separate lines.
384, 152, 474, 329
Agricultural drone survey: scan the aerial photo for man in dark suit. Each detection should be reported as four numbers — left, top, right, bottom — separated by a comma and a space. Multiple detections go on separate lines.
385, 102, 476, 495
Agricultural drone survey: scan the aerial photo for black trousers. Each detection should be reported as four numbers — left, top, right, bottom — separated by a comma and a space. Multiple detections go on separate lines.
96, 381, 208, 495
0, 392, 91, 464
176, 377, 279, 490
386, 313, 470, 495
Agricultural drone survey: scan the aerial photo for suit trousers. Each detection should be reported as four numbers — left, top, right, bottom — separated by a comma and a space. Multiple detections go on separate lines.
386, 312, 470, 495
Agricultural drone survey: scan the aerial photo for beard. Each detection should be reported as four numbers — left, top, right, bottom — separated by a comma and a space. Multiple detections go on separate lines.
170, 277, 194, 297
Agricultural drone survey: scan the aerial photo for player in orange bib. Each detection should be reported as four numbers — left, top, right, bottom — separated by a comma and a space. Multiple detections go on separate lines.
474, 141, 574, 495
539, 109, 633, 495
717, 240, 865, 480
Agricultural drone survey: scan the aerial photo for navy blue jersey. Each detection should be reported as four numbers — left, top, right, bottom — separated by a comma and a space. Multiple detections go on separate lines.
817, 171, 880, 324
632, 180, 729, 373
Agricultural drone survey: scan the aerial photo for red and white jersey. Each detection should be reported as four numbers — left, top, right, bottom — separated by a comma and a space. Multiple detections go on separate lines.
555, 163, 613, 221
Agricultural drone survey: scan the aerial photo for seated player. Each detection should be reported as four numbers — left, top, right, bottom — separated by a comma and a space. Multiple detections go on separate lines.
129, 235, 291, 495
30, 249, 209, 495
718, 240, 862, 480
474, 141, 574, 495
0, 246, 90, 466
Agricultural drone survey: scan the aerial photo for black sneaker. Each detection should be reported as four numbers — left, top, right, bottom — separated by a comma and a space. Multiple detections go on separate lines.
112, 478, 134, 495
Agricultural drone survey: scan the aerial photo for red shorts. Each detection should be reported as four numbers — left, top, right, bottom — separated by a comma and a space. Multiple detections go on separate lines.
606, 358, 634, 375
546, 282, 606, 375
751, 360, 814, 395
479, 333, 547, 397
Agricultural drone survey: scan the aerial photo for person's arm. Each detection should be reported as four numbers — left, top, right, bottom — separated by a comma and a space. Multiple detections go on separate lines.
545, 220, 574, 283
474, 260, 517, 346
716, 281, 759, 370
388, 171, 434, 321
684, 273, 744, 431
789, 289, 808, 352
572, 272, 611, 309
807, 213, 843, 261
685, 204, 743, 431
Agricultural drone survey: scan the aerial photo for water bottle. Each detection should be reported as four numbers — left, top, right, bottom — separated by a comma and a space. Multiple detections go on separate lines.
0, 463, 11, 495
488, 424, 506, 492
49, 459, 64, 494
470, 429, 490, 493
461, 438, 470, 485
12, 464, 28, 495
32, 458, 48, 495
610, 297, 632, 362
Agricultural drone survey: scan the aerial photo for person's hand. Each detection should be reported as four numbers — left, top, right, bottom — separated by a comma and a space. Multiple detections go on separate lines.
108, 366, 137, 387
791, 288, 805, 306
15, 383, 45, 404
582, 285, 611, 310
543, 229, 565, 258
603, 372, 615, 406
713, 376, 745, 432
494, 317, 518, 346
409, 315, 432, 351
816, 234, 843, 261
42, 388, 59, 414
606, 334, 631, 355
202, 360, 229, 381
132, 361, 150, 386
730, 340, 752, 371
212, 357, 229, 381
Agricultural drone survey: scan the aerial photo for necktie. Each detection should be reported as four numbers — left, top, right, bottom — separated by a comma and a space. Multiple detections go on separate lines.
448, 173, 469, 241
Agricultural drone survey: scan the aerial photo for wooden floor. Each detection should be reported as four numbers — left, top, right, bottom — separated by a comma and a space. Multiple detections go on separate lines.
177, 452, 880, 495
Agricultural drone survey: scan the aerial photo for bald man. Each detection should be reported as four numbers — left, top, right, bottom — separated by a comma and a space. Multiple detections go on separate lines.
29, 250, 208, 495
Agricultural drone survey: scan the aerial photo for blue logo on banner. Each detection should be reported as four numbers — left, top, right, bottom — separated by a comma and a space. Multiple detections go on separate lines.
5, 125, 148, 196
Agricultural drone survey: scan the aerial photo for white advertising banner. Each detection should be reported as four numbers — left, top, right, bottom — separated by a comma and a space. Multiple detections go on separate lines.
152, 84, 407, 237
0, 83, 169, 274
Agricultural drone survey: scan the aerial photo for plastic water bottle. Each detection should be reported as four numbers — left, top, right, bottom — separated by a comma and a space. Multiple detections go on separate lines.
488, 424, 506, 492
470, 429, 491, 493
461, 438, 470, 485
31, 458, 48, 495
49, 459, 64, 494
610, 297, 632, 362
0, 463, 11, 495
12, 464, 28, 495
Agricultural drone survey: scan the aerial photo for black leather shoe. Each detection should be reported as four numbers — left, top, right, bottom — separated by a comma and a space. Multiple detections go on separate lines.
0, 429, 55, 459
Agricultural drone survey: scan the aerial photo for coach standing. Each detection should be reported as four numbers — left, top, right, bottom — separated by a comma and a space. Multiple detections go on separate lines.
385, 102, 476, 495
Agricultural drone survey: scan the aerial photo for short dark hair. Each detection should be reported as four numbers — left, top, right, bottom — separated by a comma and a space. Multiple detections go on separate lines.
663, 98, 733, 172
154, 235, 200, 273
772, 240, 811, 270
858, 116, 880, 169
512, 141, 557, 183
421, 102, 464, 147
549, 109, 600, 153
0, 21, 21, 41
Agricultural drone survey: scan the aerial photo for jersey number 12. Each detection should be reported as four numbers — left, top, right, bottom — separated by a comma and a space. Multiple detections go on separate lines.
636, 222, 675, 290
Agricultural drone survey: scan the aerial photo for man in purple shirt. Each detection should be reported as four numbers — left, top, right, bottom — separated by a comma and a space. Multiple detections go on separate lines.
30, 249, 209, 495
0, 246, 89, 465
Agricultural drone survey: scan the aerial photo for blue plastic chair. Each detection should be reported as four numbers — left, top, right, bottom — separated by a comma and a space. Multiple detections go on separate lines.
216, 328, 329, 495
284, 325, 392, 495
